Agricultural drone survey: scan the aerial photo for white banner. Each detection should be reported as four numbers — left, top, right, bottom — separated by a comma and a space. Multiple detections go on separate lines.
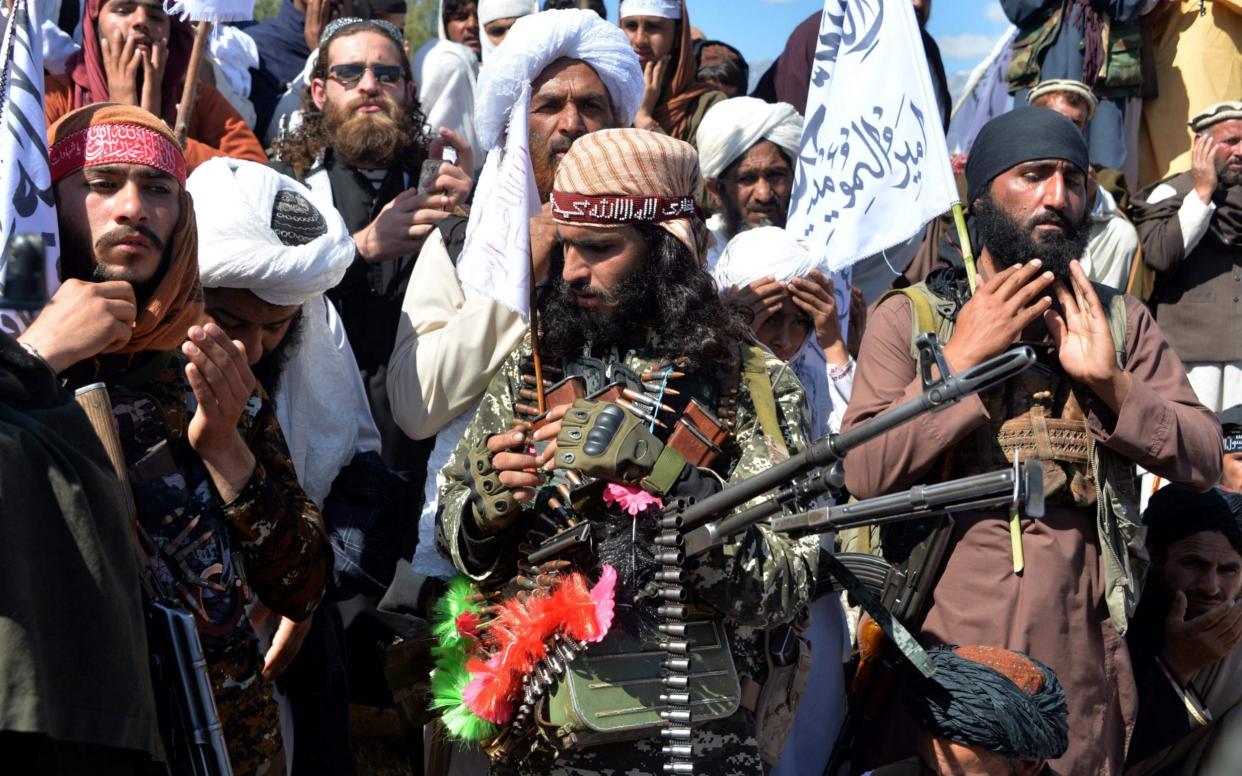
947, 26, 1017, 157
0, 0, 60, 336
456, 82, 539, 319
787, 0, 960, 274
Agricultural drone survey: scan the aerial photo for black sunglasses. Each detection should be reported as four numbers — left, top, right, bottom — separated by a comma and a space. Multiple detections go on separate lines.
327, 63, 406, 88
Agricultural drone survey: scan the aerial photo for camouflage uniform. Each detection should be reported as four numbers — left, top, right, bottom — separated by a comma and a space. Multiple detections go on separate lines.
436, 336, 822, 775
78, 350, 332, 776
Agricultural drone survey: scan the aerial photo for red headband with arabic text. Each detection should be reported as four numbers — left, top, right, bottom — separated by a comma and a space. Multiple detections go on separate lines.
549, 192, 701, 225
50, 123, 187, 187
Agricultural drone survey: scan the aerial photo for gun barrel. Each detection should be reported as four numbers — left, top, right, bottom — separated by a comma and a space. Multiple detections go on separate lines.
675, 346, 1035, 532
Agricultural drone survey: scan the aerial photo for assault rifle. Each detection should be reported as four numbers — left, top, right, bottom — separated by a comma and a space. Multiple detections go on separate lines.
2, 237, 233, 776
669, 334, 1040, 559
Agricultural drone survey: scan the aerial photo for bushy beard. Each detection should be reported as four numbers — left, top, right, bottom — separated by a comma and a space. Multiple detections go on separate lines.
252, 310, 306, 395
973, 192, 1089, 279
322, 92, 421, 169
539, 258, 657, 357
1218, 155, 1242, 189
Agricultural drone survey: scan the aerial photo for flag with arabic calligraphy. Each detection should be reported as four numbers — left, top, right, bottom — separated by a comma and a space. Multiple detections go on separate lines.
947, 25, 1017, 158
787, 0, 959, 273
0, 0, 60, 336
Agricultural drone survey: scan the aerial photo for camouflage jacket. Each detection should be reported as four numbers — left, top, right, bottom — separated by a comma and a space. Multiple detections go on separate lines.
79, 350, 332, 775
435, 336, 822, 775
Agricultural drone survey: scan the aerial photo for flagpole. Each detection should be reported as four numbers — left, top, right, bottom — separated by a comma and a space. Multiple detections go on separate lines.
952, 202, 978, 293
173, 20, 212, 146
528, 255, 546, 414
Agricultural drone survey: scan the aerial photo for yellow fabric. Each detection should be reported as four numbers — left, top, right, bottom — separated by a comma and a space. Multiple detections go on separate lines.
1138, 0, 1242, 187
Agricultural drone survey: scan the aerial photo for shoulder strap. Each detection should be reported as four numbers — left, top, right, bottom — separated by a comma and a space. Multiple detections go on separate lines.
877, 285, 955, 359
740, 344, 788, 457
1092, 282, 1129, 367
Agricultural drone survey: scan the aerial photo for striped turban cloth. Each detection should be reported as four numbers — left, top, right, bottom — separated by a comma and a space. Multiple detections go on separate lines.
550, 128, 710, 261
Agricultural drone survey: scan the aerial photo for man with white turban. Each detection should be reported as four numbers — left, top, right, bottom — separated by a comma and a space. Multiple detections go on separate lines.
191, 158, 413, 772
713, 225, 856, 775
695, 96, 803, 268
388, 7, 643, 581
478, 0, 538, 61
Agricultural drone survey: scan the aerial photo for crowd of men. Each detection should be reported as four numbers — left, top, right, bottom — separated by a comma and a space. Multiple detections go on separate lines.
2, 0, 1241, 774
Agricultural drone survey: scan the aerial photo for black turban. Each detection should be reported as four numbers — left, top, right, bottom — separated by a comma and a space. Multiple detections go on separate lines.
965, 107, 1090, 205
903, 645, 1069, 761
1220, 404, 1242, 454
1145, 485, 1242, 556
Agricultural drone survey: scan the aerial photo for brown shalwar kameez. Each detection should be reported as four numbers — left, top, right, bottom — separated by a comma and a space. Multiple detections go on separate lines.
842, 293, 1221, 775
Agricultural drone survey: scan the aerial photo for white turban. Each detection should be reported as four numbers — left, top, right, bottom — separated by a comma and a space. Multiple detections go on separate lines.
479, 0, 538, 61
713, 227, 843, 439
619, 0, 681, 19
474, 8, 644, 150
188, 158, 379, 506
696, 97, 803, 180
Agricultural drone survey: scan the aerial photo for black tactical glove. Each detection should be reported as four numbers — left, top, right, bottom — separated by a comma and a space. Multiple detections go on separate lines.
555, 399, 687, 494
465, 442, 521, 533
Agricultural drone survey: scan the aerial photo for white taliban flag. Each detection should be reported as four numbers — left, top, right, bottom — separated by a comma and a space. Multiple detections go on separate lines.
947, 25, 1017, 156
0, 0, 60, 336
787, 0, 960, 273
456, 82, 540, 318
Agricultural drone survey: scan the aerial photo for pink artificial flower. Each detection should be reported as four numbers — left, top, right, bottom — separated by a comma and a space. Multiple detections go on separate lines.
587, 565, 618, 643
602, 482, 663, 516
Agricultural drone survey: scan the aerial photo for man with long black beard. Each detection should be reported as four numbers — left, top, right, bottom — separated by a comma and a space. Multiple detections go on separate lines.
271, 17, 474, 479
843, 107, 1222, 774
434, 129, 824, 774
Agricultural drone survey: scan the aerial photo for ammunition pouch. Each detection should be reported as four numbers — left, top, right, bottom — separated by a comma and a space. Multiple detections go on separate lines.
537, 611, 740, 751
753, 615, 813, 767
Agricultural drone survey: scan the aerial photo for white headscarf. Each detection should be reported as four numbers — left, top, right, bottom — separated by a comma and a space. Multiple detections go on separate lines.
474, 9, 644, 151
188, 158, 380, 506
478, 0, 538, 61
713, 227, 840, 439
618, 0, 680, 19
695, 97, 803, 180
457, 9, 643, 314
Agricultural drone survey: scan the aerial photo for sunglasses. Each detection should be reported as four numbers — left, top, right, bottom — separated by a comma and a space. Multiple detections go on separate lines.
327, 63, 406, 88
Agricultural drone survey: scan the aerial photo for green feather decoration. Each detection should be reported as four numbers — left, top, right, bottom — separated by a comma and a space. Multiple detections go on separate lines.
428, 576, 497, 742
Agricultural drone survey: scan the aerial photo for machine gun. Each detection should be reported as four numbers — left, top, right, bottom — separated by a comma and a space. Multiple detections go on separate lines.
651, 334, 1040, 776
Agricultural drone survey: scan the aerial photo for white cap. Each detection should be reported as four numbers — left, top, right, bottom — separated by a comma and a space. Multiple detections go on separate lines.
618, 0, 680, 20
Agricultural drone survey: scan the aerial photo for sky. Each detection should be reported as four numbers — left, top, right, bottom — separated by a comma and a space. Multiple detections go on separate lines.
601, 0, 1016, 94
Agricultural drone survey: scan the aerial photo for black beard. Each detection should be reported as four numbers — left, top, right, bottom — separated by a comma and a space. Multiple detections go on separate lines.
251, 310, 306, 395
58, 221, 165, 307
973, 193, 1089, 279
539, 259, 658, 357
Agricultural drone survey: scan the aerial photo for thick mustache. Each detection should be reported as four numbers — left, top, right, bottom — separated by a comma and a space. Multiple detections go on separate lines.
97, 224, 164, 252
568, 281, 616, 304
1028, 211, 1070, 231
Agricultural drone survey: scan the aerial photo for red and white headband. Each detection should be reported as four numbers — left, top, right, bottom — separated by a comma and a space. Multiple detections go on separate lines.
549, 192, 700, 226
50, 123, 186, 187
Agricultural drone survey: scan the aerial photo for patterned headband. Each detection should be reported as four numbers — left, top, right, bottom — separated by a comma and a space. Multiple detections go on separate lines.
319, 16, 405, 50
50, 124, 186, 187
549, 192, 701, 226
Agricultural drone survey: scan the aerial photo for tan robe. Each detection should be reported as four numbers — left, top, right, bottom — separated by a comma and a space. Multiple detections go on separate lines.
842, 293, 1222, 775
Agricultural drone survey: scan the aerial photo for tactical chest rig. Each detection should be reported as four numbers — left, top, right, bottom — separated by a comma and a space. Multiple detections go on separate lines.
474, 345, 749, 767
878, 281, 1145, 633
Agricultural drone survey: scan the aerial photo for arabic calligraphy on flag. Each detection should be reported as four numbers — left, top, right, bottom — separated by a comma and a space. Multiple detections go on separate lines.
787, 0, 960, 273
0, 0, 60, 335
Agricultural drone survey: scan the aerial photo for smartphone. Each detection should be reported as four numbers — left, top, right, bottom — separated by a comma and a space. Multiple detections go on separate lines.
417, 158, 444, 195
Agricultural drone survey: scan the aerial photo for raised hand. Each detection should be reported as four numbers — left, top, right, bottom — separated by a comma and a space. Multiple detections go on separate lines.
140, 36, 168, 117
724, 276, 787, 333
634, 56, 669, 132
1191, 133, 1220, 205
788, 270, 849, 365
942, 259, 1055, 373
1163, 591, 1242, 684
1043, 260, 1130, 412
17, 279, 136, 373
101, 29, 141, 107
183, 323, 257, 502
